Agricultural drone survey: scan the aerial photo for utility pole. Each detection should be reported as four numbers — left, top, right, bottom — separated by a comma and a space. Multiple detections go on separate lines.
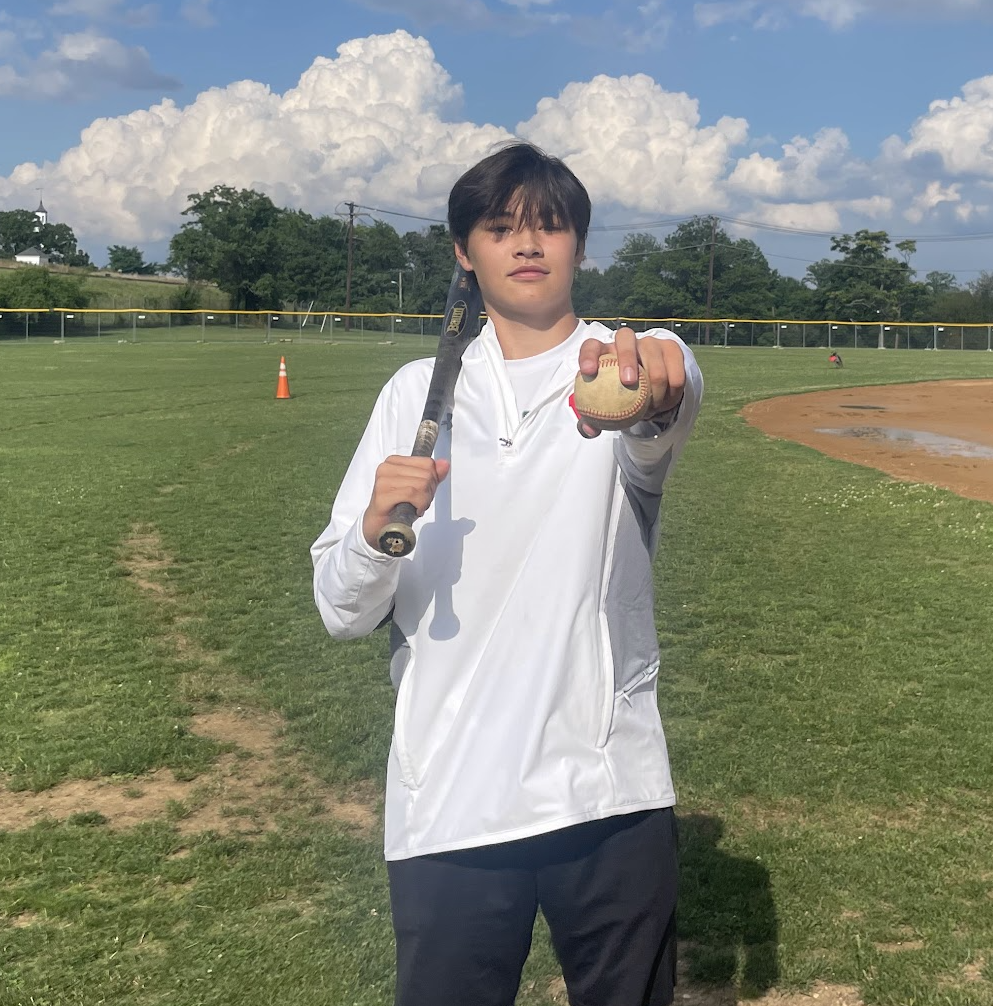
704, 215, 717, 346
344, 202, 355, 331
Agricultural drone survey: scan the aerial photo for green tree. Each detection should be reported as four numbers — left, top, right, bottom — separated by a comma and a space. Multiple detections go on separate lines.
402, 224, 458, 315
967, 271, 993, 321
572, 264, 616, 319
645, 218, 777, 331
0, 210, 42, 257
274, 211, 350, 309
348, 221, 406, 312
107, 245, 158, 275
0, 212, 90, 266
805, 230, 927, 322
0, 266, 89, 309
924, 271, 959, 298
931, 289, 981, 323
772, 275, 817, 320
36, 222, 88, 266
168, 186, 284, 310
600, 233, 691, 320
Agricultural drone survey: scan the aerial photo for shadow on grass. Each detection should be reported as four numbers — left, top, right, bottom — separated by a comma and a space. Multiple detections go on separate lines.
678, 813, 779, 998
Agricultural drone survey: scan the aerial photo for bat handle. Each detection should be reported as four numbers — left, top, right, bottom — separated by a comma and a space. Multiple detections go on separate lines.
376, 419, 441, 557
378, 502, 419, 557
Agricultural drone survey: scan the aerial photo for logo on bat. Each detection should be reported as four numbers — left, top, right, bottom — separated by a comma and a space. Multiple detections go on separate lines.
446, 301, 468, 337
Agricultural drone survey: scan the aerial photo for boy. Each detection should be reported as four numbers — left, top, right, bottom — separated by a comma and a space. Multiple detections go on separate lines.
311, 141, 704, 1006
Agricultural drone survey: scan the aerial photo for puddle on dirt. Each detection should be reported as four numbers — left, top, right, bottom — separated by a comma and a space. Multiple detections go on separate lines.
815, 427, 993, 460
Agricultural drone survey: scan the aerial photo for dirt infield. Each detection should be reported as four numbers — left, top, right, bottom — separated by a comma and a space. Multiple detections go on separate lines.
742, 379, 993, 504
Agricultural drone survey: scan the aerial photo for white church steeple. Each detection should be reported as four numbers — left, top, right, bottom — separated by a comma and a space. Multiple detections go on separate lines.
35, 189, 47, 230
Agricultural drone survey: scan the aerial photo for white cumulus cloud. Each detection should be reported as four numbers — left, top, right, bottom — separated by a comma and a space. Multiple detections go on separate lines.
889, 75, 993, 177
0, 31, 760, 249
0, 29, 178, 98
519, 73, 748, 214
0, 31, 511, 244
728, 128, 855, 199
741, 194, 891, 233
903, 181, 981, 224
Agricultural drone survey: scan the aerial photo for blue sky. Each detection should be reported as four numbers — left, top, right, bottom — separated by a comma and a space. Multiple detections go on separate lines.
2, 0, 993, 283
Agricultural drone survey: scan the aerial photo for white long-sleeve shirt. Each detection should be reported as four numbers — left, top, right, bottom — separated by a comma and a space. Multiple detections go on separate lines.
312, 319, 703, 860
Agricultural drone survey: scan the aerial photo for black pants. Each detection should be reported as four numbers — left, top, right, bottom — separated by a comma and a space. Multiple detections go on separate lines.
387, 808, 678, 1006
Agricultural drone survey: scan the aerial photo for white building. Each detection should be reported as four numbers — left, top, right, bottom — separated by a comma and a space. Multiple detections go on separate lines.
12, 197, 52, 265
14, 246, 50, 266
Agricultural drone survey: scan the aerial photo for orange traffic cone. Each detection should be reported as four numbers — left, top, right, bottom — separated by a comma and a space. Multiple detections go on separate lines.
275, 356, 291, 399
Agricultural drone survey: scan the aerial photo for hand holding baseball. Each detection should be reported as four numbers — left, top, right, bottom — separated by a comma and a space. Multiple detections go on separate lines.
574, 326, 686, 437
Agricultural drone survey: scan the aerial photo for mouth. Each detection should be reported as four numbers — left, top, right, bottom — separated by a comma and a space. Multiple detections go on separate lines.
509, 267, 549, 278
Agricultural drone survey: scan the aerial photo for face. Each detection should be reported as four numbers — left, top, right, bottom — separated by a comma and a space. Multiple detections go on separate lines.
454, 202, 585, 324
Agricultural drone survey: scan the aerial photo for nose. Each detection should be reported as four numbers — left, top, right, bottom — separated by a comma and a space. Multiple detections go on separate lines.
515, 228, 543, 257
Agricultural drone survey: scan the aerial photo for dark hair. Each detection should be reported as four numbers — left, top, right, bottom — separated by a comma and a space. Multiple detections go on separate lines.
448, 141, 592, 250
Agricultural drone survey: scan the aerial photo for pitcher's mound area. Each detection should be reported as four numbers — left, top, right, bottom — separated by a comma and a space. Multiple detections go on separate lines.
742, 379, 993, 504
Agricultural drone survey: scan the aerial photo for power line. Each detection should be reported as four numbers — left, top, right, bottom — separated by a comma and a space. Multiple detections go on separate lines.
341, 201, 993, 249
352, 203, 447, 225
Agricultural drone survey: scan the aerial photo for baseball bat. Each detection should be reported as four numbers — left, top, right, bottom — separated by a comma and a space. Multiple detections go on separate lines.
376, 265, 484, 557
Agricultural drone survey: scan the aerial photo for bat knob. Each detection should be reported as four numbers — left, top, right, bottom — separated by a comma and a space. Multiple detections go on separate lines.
378, 522, 416, 557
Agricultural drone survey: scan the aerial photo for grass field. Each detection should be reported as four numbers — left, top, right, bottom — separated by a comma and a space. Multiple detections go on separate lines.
76, 274, 228, 312
2, 341, 993, 1005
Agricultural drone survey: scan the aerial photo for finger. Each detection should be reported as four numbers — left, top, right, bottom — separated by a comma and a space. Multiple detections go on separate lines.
641, 351, 670, 412
614, 327, 640, 386
654, 342, 686, 412
578, 337, 612, 376
577, 418, 601, 439
373, 461, 443, 516
638, 341, 673, 411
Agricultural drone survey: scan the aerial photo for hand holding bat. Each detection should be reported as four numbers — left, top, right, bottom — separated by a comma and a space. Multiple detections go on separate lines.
363, 456, 451, 551
374, 265, 484, 556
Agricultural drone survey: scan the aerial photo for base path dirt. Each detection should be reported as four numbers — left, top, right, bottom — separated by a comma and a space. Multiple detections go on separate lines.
742, 379, 993, 504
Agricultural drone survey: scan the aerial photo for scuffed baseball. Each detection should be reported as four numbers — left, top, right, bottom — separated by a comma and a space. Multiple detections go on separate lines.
573, 356, 653, 431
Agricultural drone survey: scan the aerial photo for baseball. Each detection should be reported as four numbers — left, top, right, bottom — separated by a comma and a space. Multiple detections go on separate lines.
573, 356, 653, 431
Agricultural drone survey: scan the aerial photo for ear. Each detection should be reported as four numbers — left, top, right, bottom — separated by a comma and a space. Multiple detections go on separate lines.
454, 242, 473, 272
574, 239, 586, 268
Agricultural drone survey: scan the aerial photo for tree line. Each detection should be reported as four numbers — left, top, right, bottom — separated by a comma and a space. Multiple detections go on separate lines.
4, 190, 993, 325
162, 189, 993, 325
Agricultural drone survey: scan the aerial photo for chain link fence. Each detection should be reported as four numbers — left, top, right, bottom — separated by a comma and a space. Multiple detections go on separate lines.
0, 309, 436, 345
2, 309, 993, 351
